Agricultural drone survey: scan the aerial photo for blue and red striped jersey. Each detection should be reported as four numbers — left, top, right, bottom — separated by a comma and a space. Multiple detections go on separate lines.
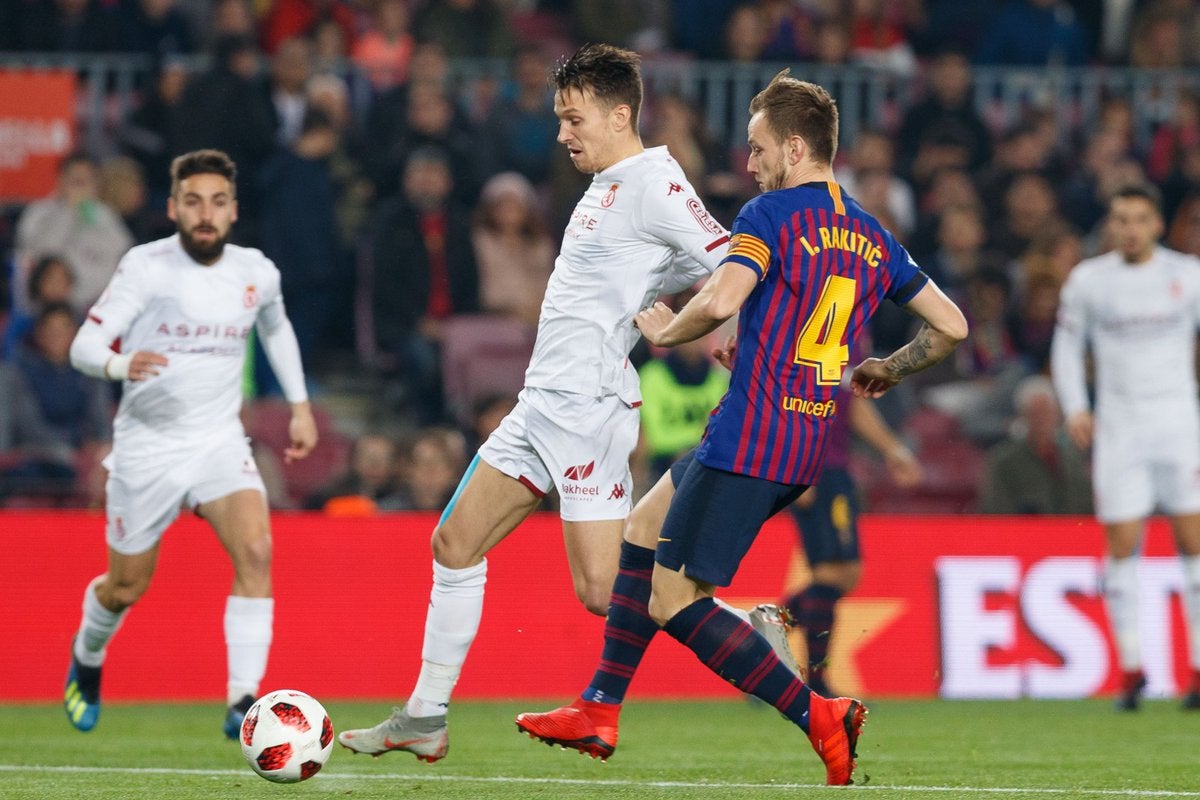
695, 181, 926, 485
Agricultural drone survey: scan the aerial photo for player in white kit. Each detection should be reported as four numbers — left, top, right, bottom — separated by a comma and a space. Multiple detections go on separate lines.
62, 150, 318, 737
337, 44, 732, 761
1051, 184, 1200, 711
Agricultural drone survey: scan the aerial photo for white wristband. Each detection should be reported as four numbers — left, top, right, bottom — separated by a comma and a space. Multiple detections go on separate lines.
104, 353, 133, 381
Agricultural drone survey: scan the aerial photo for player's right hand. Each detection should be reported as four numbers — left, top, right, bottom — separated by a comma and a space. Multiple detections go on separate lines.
1065, 410, 1093, 450
712, 335, 737, 370
849, 357, 900, 398
127, 351, 169, 381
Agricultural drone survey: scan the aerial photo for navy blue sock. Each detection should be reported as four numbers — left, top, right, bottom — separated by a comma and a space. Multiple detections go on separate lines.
582, 542, 658, 704
663, 597, 812, 731
792, 584, 843, 676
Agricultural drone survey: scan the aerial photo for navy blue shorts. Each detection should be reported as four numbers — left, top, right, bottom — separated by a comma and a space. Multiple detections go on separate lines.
658, 451, 807, 587
786, 466, 860, 565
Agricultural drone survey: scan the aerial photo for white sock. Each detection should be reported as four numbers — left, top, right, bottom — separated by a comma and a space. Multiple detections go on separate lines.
715, 597, 751, 625
74, 576, 127, 668
1181, 555, 1200, 671
225, 596, 273, 706
1103, 556, 1141, 672
407, 559, 487, 717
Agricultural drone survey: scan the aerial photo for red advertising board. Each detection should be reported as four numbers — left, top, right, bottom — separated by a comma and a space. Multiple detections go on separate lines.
0, 70, 77, 202
0, 512, 1193, 701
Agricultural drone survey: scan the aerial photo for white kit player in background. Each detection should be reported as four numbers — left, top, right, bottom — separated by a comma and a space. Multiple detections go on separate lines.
337, 43, 731, 761
63, 149, 318, 738
1051, 183, 1200, 711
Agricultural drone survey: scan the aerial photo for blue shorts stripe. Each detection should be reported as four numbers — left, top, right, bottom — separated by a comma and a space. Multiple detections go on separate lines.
438, 453, 480, 526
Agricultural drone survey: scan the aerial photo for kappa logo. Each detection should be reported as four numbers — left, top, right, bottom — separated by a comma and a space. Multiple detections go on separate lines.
601, 183, 619, 208
563, 461, 595, 481
667, 182, 683, 195
608, 484, 626, 500
687, 198, 723, 235
243, 284, 258, 309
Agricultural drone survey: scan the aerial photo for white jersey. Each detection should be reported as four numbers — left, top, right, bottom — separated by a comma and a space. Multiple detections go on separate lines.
523, 146, 730, 405
70, 234, 307, 452
1051, 246, 1200, 419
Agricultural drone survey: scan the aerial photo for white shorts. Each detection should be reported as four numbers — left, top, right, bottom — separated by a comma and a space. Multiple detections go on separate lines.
478, 387, 639, 522
1093, 403, 1200, 523
103, 433, 266, 555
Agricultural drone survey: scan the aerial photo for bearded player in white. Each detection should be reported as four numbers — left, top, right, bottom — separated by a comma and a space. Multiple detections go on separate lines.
63, 149, 318, 737
1051, 183, 1200, 711
338, 44, 735, 760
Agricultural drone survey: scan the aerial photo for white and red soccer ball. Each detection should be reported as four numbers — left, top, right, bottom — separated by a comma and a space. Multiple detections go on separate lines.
239, 690, 334, 783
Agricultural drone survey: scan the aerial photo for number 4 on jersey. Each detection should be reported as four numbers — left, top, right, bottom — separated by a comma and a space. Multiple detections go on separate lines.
794, 274, 855, 384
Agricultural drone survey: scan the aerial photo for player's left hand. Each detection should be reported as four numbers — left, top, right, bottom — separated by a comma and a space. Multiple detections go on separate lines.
850, 357, 900, 398
634, 301, 676, 345
712, 334, 737, 370
285, 401, 318, 464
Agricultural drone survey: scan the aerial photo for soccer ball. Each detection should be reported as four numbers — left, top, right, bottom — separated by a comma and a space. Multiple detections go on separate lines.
239, 689, 334, 783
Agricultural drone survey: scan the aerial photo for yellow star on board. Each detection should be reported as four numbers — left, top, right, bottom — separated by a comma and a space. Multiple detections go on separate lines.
727, 546, 907, 695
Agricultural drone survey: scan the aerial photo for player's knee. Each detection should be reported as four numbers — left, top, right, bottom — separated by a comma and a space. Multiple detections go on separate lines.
646, 594, 674, 627
430, 524, 478, 569
239, 533, 273, 573
102, 576, 149, 610
622, 508, 657, 549
575, 581, 612, 616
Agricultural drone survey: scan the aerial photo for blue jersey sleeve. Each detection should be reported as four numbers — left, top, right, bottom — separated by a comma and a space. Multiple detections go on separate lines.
721, 197, 774, 280
881, 233, 928, 305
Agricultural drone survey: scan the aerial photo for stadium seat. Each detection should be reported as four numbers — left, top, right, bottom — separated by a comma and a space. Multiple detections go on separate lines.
439, 314, 534, 423
244, 399, 351, 507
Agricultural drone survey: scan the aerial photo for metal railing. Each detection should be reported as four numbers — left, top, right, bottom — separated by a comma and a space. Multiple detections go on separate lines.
2, 52, 1199, 160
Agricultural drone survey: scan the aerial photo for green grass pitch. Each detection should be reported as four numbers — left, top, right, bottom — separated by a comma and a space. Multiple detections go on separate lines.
2, 698, 1198, 799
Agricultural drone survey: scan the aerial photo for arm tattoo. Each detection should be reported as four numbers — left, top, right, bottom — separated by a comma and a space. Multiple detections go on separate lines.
886, 324, 935, 378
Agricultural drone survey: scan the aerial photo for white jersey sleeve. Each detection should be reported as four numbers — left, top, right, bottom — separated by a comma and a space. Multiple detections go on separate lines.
1050, 262, 1092, 417
637, 178, 730, 289
256, 287, 308, 404
70, 250, 155, 380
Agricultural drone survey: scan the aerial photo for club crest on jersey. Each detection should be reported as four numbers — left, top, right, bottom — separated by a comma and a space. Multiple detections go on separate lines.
243, 284, 258, 308
601, 183, 619, 208
687, 198, 723, 235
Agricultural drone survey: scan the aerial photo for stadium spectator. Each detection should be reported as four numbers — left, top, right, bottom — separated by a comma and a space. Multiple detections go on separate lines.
722, 3, 769, 62
896, 47, 992, 179
570, 0, 671, 53
836, 129, 916, 239
13, 153, 134, 316
367, 146, 479, 423
636, 329, 729, 485
516, 68, 966, 785
381, 426, 469, 511
98, 156, 173, 245
62, 149, 317, 738
413, 0, 516, 60
979, 375, 1091, 515
304, 432, 401, 512
173, 35, 276, 241
115, 60, 190, 211
847, 0, 916, 76
1146, 92, 1199, 186
258, 107, 347, 364
339, 43, 730, 766
351, 0, 415, 91
13, 303, 112, 462
305, 74, 374, 253
8, 0, 122, 53
989, 172, 1065, 261
1050, 183, 1200, 711
483, 46, 560, 186
259, 0, 357, 56
0, 361, 77, 504
2, 254, 76, 360
974, 0, 1089, 66
116, 0, 196, 64
1167, 193, 1200, 259
266, 36, 314, 147
470, 172, 554, 329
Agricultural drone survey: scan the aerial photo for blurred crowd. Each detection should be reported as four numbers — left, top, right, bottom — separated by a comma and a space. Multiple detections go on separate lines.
2, 0, 1199, 513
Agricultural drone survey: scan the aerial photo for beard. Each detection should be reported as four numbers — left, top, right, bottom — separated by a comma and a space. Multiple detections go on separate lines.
178, 224, 228, 264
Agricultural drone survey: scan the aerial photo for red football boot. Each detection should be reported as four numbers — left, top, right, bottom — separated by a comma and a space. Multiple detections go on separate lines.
806, 693, 867, 785
515, 697, 620, 760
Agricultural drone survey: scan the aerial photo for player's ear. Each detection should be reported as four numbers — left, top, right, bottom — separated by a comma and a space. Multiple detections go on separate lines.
166, 195, 177, 222
610, 103, 632, 133
788, 135, 806, 165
